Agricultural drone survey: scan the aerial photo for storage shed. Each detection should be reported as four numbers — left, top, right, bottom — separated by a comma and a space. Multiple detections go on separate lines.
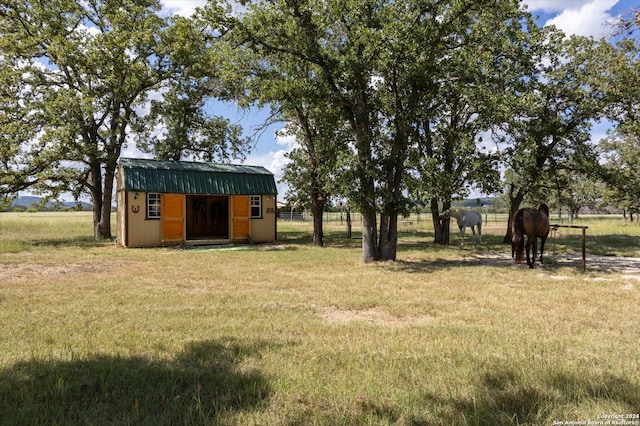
116, 158, 278, 247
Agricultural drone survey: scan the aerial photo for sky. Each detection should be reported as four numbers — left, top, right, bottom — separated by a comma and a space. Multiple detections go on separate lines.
128, 1, 636, 200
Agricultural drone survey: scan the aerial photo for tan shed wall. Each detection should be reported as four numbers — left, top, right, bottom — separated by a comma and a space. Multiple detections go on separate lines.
251, 195, 277, 242
122, 191, 162, 247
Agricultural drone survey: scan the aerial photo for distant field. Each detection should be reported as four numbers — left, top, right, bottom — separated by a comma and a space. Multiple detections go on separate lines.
0, 212, 638, 425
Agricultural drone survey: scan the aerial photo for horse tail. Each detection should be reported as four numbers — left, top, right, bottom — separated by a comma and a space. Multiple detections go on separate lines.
513, 210, 525, 264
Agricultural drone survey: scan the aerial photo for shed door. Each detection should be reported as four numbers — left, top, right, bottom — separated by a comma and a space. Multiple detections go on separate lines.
232, 196, 250, 241
161, 194, 185, 243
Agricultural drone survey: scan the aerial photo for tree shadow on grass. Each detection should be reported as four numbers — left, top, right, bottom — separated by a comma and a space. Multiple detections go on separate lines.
416, 365, 640, 425
388, 254, 515, 274
0, 237, 109, 253
29, 236, 104, 248
549, 233, 640, 257
0, 339, 271, 425
276, 230, 364, 249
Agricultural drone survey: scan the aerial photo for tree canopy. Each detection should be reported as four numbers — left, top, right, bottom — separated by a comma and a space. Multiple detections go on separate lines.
214, 0, 538, 261
0, 0, 247, 238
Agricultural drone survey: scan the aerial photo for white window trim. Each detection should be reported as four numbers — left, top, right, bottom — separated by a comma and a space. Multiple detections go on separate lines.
147, 193, 161, 219
250, 195, 262, 218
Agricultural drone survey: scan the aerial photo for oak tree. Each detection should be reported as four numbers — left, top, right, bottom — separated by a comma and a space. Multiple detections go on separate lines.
0, 0, 244, 238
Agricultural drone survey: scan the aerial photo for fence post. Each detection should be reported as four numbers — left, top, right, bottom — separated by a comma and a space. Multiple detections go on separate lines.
581, 227, 586, 272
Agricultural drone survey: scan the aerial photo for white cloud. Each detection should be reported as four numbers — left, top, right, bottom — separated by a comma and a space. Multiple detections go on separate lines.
77, 22, 101, 37
546, 0, 618, 38
244, 149, 291, 197
274, 132, 298, 149
243, 130, 297, 198
524, 0, 594, 13
523, 0, 620, 38
159, 0, 207, 17
120, 143, 153, 160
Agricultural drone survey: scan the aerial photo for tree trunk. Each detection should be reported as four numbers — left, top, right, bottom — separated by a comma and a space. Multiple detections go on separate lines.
503, 185, 524, 244
96, 196, 113, 240
92, 197, 104, 239
379, 210, 398, 261
361, 206, 379, 263
311, 197, 324, 247
442, 200, 452, 245
89, 160, 105, 239
351, 106, 379, 262
572, 207, 580, 219
90, 159, 116, 240
431, 198, 450, 245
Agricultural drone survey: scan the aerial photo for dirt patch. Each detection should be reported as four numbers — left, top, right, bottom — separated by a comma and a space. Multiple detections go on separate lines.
549, 275, 570, 280
552, 254, 640, 274
467, 252, 640, 290
464, 251, 640, 274
621, 274, 640, 281
320, 306, 433, 326
0, 262, 129, 283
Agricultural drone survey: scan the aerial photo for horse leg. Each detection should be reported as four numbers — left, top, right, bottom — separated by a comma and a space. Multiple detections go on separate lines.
539, 236, 547, 265
459, 226, 465, 245
532, 239, 538, 265
525, 237, 534, 268
470, 225, 477, 244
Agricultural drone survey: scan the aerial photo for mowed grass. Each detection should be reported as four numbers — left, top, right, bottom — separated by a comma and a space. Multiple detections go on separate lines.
0, 212, 638, 425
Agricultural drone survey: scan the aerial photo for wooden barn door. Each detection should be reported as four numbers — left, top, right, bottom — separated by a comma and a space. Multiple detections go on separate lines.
161, 194, 185, 243
232, 196, 251, 241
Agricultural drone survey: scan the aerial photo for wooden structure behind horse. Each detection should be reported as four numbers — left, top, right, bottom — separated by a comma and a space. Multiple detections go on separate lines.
439, 209, 483, 245
512, 203, 550, 268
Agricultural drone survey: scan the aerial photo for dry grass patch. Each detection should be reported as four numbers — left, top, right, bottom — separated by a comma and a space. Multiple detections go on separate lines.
319, 305, 434, 326
0, 212, 639, 425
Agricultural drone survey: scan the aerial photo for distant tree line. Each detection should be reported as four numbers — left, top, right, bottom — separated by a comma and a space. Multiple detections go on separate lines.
0, 196, 93, 212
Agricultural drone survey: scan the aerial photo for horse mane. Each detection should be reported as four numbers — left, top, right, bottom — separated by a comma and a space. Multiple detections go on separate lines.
537, 202, 550, 218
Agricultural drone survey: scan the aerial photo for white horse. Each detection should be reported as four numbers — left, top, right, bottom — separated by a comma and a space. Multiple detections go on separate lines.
439, 208, 483, 245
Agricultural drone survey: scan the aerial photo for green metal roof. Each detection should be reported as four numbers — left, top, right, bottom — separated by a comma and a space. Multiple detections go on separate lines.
120, 158, 277, 195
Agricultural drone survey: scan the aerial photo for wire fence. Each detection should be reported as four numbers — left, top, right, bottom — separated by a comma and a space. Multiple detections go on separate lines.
278, 209, 601, 226
277, 210, 515, 237
278, 210, 511, 225
276, 209, 608, 238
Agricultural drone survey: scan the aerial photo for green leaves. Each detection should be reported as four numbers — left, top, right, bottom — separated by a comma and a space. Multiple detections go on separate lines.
221, 0, 539, 257
499, 32, 610, 206
0, 0, 246, 238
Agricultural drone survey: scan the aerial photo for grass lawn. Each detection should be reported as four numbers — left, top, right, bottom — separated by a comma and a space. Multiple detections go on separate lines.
0, 212, 638, 425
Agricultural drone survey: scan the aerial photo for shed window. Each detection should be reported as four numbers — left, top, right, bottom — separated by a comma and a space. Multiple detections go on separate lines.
147, 193, 161, 219
250, 195, 262, 218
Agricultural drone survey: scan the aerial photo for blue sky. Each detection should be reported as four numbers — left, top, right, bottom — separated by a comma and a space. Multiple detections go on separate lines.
121, 1, 638, 199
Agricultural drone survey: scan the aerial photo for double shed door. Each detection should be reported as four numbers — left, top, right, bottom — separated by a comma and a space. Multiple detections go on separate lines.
161, 194, 250, 243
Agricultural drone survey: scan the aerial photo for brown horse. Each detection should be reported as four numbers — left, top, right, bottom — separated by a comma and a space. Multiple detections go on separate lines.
512, 203, 550, 268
